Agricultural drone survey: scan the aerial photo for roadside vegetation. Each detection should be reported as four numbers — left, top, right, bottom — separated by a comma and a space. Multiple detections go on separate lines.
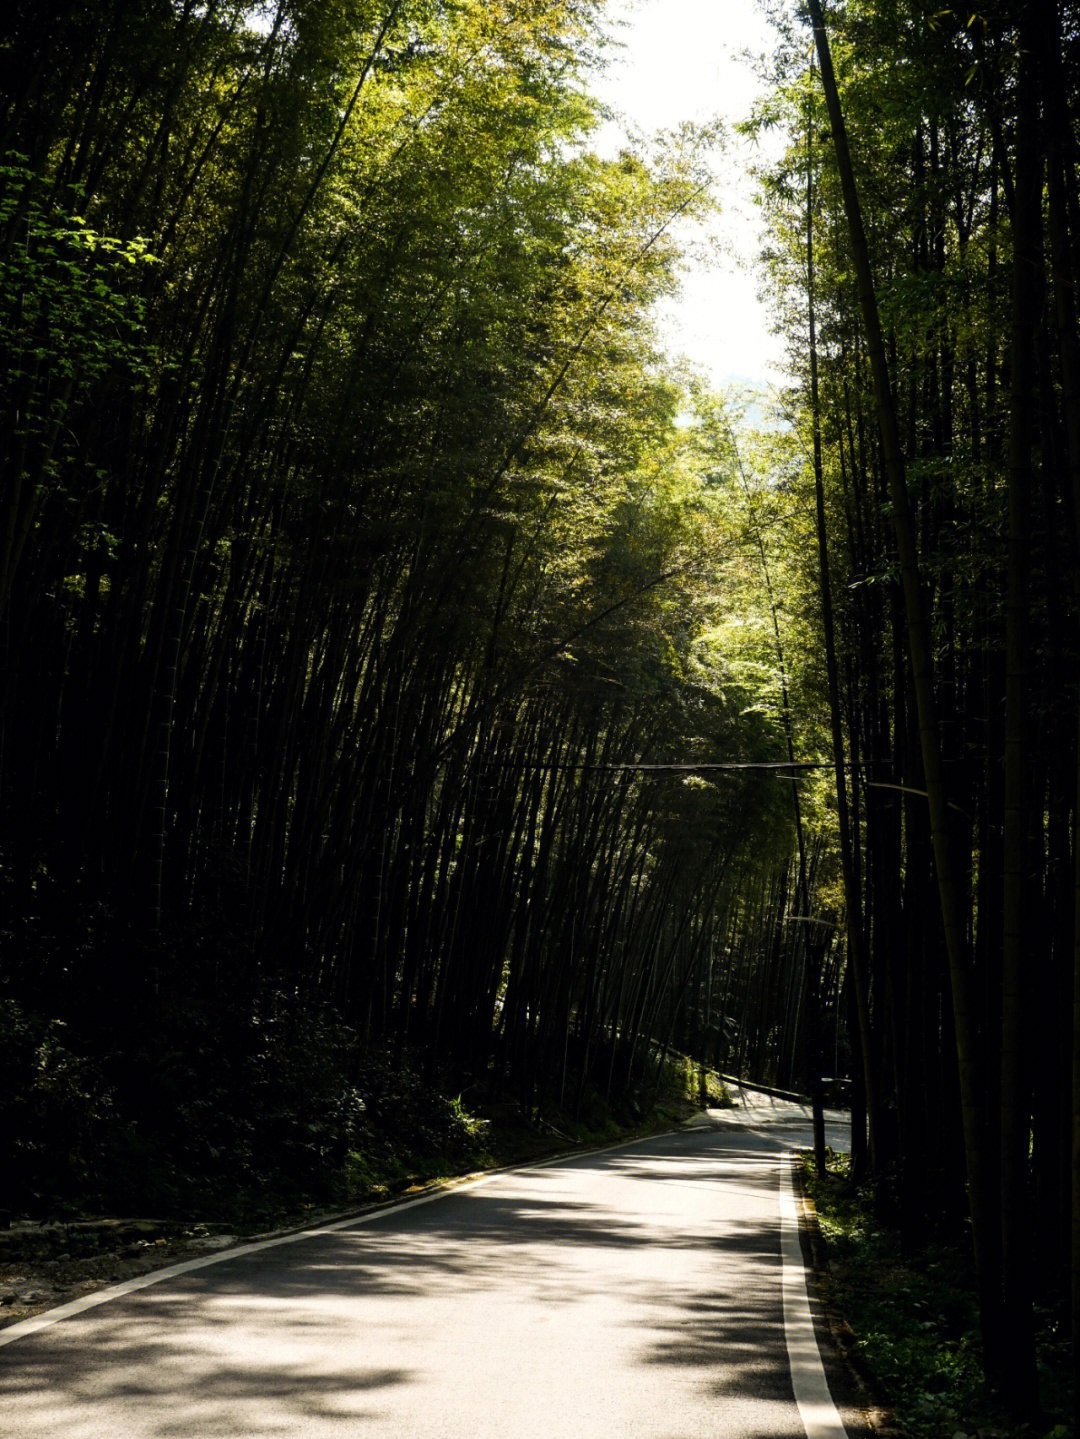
0, 1046, 727, 1331
803, 1152, 1071, 1439
2, 986, 728, 1229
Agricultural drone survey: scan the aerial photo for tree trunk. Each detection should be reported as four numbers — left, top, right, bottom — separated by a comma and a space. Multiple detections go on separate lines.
806, 61, 876, 1174
999, 2, 1042, 1409
807, 0, 1001, 1383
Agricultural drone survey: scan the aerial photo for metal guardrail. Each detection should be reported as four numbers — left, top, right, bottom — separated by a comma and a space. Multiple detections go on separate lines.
719, 1074, 810, 1105
719, 1074, 853, 1110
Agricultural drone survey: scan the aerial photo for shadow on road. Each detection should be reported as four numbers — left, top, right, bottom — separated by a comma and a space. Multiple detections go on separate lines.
0, 1130, 833, 1437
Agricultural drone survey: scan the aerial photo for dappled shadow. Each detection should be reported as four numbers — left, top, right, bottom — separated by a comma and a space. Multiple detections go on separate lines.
2, 1342, 411, 1436
0, 1127, 853, 1437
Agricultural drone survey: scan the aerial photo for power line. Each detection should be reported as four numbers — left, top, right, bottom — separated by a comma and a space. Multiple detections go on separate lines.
503, 760, 847, 773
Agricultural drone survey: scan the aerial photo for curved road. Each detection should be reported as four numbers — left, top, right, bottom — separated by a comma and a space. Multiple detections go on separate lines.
2, 1093, 866, 1438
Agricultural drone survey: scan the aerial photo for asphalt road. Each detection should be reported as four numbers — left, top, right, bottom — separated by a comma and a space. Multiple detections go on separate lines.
2, 1093, 865, 1438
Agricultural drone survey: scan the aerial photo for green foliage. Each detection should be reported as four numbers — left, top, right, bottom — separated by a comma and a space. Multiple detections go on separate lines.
805, 1155, 1070, 1437
0, 970, 491, 1222
0, 998, 115, 1208
0, 159, 156, 485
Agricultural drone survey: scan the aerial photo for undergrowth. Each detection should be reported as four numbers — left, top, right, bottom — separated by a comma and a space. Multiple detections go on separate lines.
802, 1152, 1070, 1439
3, 972, 727, 1232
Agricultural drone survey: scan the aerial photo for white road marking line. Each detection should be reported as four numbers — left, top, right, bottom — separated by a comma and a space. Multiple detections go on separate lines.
0, 1176, 502, 1349
0, 1127, 679, 1350
779, 1156, 849, 1439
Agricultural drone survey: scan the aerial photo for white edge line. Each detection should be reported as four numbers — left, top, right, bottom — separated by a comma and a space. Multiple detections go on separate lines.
779, 1154, 849, 1439
0, 1126, 680, 1349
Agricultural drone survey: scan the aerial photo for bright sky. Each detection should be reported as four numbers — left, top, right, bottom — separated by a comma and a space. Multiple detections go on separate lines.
590, 0, 788, 390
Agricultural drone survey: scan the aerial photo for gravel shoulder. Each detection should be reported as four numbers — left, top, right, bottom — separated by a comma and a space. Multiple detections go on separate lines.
0, 1222, 244, 1328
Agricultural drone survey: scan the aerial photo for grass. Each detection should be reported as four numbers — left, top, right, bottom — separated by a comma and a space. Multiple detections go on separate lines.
801, 1151, 1071, 1439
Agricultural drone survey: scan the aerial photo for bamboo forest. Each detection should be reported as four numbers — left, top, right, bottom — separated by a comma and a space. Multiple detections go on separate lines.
3, 0, 1080, 1430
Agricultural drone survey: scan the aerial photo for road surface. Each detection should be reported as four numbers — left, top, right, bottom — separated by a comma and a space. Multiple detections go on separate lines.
1, 1092, 865, 1438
